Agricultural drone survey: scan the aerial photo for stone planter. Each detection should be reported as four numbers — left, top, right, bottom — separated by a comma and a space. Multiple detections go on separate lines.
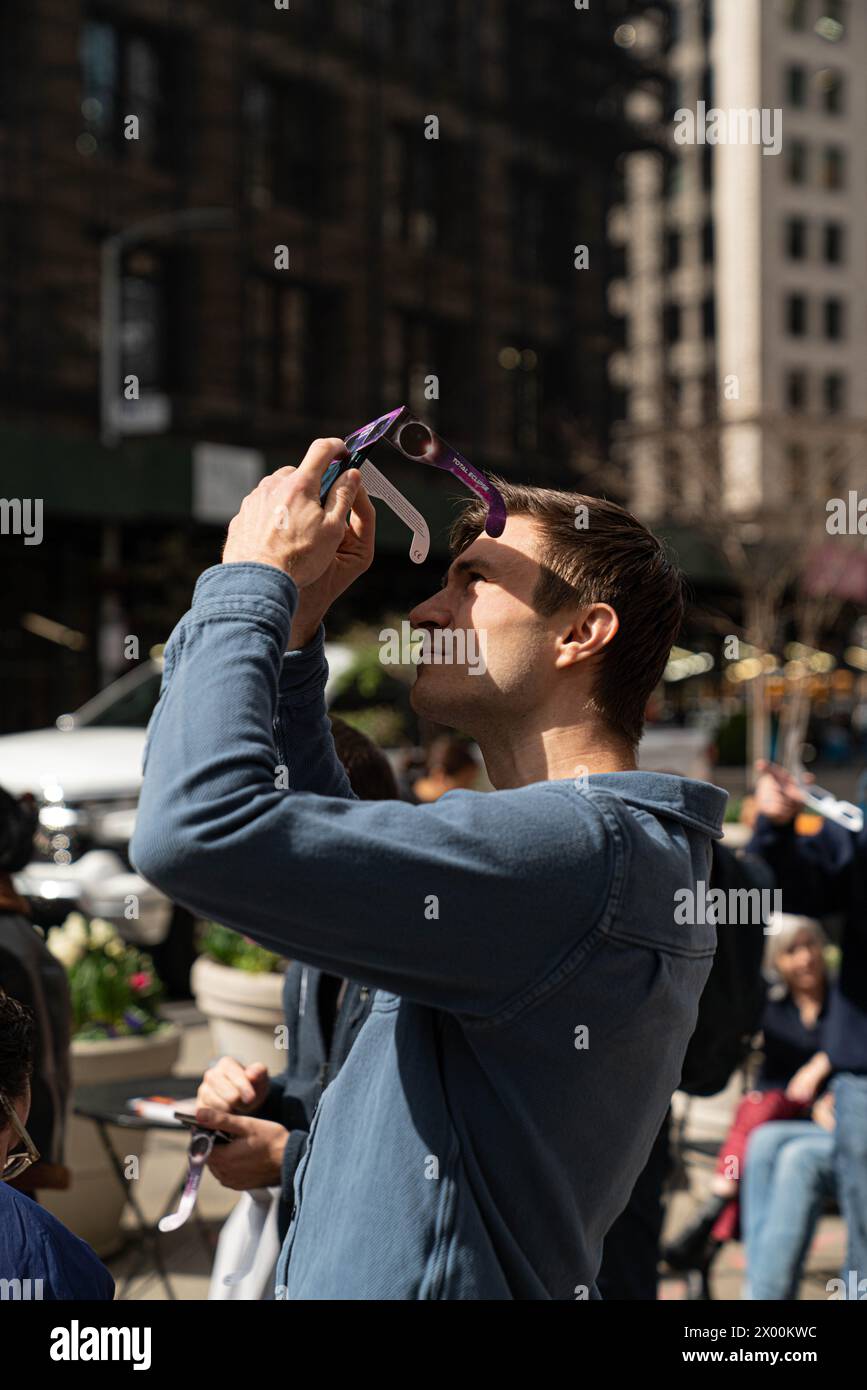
191, 955, 285, 1071
41, 1023, 182, 1258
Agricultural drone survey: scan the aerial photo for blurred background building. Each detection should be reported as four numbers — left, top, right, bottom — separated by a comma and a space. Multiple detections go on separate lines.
614, 0, 864, 521
0, 0, 666, 732
610, 0, 867, 763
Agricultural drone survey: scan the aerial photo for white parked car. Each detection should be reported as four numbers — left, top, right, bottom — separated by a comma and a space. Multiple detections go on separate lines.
0, 643, 356, 987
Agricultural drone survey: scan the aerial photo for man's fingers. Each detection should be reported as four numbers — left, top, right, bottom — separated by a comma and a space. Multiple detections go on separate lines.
221, 1056, 258, 1104
195, 1107, 251, 1137
296, 437, 348, 488
347, 482, 376, 540
323, 468, 361, 523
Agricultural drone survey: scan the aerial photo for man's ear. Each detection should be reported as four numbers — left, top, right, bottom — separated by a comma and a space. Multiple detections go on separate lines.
554, 604, 619, 670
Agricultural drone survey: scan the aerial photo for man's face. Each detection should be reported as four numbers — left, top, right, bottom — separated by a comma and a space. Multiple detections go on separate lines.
408, 515, 555, 732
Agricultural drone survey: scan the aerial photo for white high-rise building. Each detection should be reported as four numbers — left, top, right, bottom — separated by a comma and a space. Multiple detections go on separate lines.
611, 0, 866, 523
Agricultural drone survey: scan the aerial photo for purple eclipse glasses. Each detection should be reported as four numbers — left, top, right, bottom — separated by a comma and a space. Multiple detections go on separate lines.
319, 407, 507, 564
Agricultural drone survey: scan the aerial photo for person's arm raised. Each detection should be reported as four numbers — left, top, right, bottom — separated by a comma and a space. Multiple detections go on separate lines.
130, 568, 609, 1018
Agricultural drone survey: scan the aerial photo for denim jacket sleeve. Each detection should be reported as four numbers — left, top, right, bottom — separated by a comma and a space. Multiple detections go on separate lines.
274, 623, 357, 803
130, 563, 615, 1017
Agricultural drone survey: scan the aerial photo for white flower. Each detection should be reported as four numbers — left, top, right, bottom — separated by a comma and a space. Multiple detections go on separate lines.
46, 927, 86, 971
61, 912, 89, 948
88, 918, 118, 949
104, 937, 125, 960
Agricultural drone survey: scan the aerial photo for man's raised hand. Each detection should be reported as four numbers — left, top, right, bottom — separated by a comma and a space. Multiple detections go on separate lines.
222, 437, 368, 591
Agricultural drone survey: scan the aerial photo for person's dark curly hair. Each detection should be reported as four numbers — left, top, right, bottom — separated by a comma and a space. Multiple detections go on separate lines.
329, 717, 399, 802
0, 991, 34, 1109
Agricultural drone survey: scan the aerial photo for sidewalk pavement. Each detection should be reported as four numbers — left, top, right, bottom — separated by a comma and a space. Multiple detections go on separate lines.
108, 1006, 846, 1301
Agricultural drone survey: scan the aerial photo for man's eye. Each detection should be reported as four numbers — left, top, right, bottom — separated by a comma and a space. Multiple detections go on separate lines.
467, 572, 484, 584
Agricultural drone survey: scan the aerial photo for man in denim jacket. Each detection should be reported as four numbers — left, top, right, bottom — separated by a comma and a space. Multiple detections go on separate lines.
132, 439, 726, 1299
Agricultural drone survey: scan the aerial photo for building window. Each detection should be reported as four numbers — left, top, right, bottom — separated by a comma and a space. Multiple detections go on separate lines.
407, 2, 462, 69
664, 303, 682, 344
817, 69, 845, 113
662, 448, 682, 504
249, 279, 343, 416
824, 297, 845, 339
245, 77, 342, 217
121, 253, 166, 394
788, 442, 807, 501
786, 294, 807, 336
701, 65, 714, 108
119, 247, 193, 396
665, 160, 685, 197
786, 65, 807, 108
785, 217, 807, 260
510, 166, 567, 282
822, 146, 846, 189
665, 230, 681, 271
702, 296, 715, 339
701, 144, 713, 191
385, 128, 475, 257
823, 222, 845, 263
785, 370, 808, 412
701, 0, 714, 41
387, 312, 476, 435
787, 139, 808, 185
786, 0, 808, 30
814, 2, 846, 41
823, 372, 845, 414
80, 19, 177, 167
366, 0, 410, 53
702, 220, 715, 264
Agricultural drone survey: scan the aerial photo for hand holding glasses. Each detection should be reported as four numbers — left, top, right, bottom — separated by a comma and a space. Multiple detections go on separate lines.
320, 407, 507, 564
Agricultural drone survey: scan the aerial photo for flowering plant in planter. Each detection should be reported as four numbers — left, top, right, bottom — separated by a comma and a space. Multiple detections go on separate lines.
198, 921, 284, 975
46, 912, 166, 1042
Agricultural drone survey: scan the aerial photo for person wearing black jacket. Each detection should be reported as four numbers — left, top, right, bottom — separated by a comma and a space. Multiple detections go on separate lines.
747, 760, 867, 1296
196, 718, 397, 1235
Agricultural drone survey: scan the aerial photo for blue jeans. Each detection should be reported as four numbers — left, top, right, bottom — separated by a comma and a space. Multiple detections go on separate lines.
742, 1121, 835, 1300
834, 1072, 867, 1293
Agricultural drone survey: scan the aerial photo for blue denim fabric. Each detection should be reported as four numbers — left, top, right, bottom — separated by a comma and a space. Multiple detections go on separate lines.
131, 562, 727, 1299
834, 1072, 867, 1290
742, 1121, 835, 1300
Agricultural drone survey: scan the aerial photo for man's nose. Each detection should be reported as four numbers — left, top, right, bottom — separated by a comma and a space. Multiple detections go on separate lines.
409, 591, 451, 628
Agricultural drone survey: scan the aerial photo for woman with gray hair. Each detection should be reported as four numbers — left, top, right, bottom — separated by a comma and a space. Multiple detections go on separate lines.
664, 911, 835, 1279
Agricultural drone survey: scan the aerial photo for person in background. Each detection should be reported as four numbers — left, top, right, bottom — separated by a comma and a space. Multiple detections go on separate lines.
663, 913, 832, 1280
0, 786, 71, 1179
742, 1093, 836, 1300
748, 760, 867, 1298
410, 734, 480, 803
0, 991, 114, 1299
195, 718, 398, 1239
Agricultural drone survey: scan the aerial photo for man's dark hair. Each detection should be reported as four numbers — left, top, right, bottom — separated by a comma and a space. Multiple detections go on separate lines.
450, 482, 685, 750
330, 717, 399, 801
0, 991, 34, 1109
